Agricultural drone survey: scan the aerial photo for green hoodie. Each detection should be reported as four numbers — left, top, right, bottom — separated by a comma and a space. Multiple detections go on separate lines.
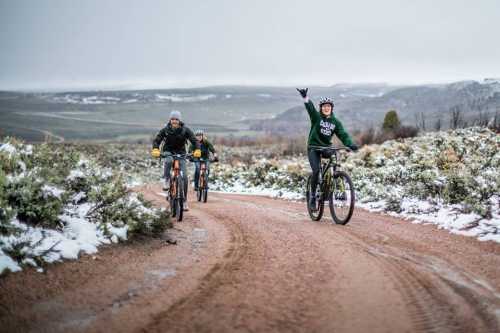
304, 99, 353, 148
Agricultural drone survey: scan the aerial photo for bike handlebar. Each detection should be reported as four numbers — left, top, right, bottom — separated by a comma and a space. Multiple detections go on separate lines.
191, 157, 219, 163
160, 152, 193, 159
308, 146, 352, 152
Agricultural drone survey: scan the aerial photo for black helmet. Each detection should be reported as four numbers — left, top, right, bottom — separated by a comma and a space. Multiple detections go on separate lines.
319, 97, 334, 108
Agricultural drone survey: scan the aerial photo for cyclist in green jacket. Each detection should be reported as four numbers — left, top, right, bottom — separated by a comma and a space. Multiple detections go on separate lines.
297, 88, 358, 209
189, 129, 218, 191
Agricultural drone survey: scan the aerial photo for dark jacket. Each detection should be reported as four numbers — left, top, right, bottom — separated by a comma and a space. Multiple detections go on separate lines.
152, 122, 199, 154
189, 139, 215, 159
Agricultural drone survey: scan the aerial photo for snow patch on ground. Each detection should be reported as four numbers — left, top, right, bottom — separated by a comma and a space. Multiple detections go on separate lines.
42, 185, 65, 199
0, 250, 22, 274
212, 180, 303, 201
358, 197, 500, 243
0, 143, 17, 157
0, 203, 129, 275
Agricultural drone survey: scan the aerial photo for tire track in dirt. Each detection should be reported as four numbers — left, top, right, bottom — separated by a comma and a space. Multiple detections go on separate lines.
155, 191, 498, 333
331, 220, 500, 332
144, 190, 414, 333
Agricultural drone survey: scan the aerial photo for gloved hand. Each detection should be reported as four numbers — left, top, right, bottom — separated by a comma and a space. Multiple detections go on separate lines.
151, 148, 161, 158
296, 88, 308, 98
193, 149, 202, 158
348, 144, 359, 152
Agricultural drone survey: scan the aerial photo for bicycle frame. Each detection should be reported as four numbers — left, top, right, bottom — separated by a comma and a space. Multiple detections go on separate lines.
310, 147, 347, 195
199, 160, 207, 189
160, 152, 190, 199
170, 159, 180, 197
306, 146, 355, 224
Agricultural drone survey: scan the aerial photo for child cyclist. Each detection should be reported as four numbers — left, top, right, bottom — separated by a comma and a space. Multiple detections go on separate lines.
189, 129, 218, 191
296, 88, 358, 210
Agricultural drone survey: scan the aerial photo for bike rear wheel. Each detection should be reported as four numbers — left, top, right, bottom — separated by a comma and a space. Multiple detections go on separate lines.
197, 170, 205, 202
329, 171, 355, 225
203, 174, 208, 203
306, 175, 324, 221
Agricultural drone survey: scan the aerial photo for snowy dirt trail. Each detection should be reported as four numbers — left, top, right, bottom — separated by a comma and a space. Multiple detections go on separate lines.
1, 185, 499, 333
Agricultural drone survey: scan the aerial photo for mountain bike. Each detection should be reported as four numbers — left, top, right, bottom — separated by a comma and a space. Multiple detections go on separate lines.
195, 157, 218, 203
306, 146, 355, 225
161, 152, 191, 222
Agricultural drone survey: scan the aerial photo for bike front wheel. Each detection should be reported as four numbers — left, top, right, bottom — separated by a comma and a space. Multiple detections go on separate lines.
169, 190, 177, 218
329, 171, 355, 225
306, 175, 324, 221
203, 188, 208, 203
176, 177, 184, 222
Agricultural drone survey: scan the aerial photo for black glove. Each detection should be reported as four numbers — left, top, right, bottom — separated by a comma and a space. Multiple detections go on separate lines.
296, 88, 308, 98
348, 144, 359, 152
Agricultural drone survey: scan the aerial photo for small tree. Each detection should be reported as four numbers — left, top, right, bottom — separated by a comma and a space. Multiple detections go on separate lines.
450, 105, 463, 129
434, 117, 442, 131
382, 110, 401, 132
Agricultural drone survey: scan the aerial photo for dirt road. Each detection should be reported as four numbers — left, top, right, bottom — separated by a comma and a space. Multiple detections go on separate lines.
1, 185, 499, 332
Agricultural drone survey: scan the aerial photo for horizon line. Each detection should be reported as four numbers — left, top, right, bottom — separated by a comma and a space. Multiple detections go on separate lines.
1, 77, 499, 93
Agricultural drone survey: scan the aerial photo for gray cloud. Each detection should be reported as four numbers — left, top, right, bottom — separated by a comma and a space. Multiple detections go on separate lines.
1, 0, 500, 90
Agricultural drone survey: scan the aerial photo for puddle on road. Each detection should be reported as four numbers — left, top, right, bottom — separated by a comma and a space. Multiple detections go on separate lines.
192, 228, 208, 244
147, 268, 177, 280
32, 300, 97, 332
58, 312, 97, 332
110, 268, 177, 312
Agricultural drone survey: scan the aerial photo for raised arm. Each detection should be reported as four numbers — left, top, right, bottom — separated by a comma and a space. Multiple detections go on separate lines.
297, 88, 319, 121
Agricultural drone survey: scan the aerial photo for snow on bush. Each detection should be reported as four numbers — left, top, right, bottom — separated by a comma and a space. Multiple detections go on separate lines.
344, 127, 499, 242
0, 138, 170, 275
208, 127, 500, 242
38, 128, 498, 244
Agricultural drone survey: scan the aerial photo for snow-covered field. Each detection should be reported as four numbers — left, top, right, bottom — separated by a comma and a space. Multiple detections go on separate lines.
209, 127, 500, 243
0, 140, 169, 275
155, 93, 216, 102
43, 93, 219, 105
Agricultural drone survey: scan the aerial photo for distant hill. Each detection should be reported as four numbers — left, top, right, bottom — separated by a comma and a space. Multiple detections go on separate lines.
251, 79, 500, 134
0, 85, 398, 142
1, 80, 499, 141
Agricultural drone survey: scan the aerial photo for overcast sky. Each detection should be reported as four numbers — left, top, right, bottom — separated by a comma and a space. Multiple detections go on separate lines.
1, 0, 500, 91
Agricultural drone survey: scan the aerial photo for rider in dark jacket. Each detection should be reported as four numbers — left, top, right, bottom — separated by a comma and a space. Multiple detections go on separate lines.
152, 110, 200, 210
189, 129, 218, 190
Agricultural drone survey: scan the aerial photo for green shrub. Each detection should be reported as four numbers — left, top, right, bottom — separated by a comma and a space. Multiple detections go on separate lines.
6, 177, 64, 228
382, 110, 401, 132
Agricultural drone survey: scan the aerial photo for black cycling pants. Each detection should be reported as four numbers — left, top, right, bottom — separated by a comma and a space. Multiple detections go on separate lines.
308, 148, 333, 195
308, 149, 322, 195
